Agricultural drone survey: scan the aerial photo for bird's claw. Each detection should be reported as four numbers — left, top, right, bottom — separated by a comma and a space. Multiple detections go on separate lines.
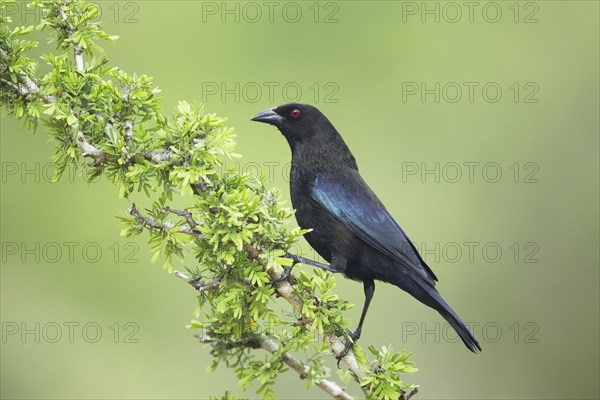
335, 342, 353, 368
272, 262, 297, 283
335, 330, 359, 368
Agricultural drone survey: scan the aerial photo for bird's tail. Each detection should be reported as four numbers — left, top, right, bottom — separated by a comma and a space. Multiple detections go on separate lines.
410, 276, 482, 353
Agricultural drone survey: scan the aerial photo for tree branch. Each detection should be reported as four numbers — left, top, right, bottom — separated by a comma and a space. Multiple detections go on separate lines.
179, 271, 353, 400
131, 203, 366, 382
0, 54, 190, 167
3, 42, 373, 398
76, 131, 109, 164
141, 150, 175, 164
243, 243, 366, 382
258, 338, 352, 400
123, 119, 133, 149
129, 202, 208, 241
164, 206, 199, 228
0, 76, 30, 96
174, 271, 219, 292
401, 387, 419, 400
0, 48, 55, 102
0, 3, 420, 395
57, 7, 84, 72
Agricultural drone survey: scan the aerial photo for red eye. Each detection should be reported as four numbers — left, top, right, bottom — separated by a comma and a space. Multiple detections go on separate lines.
290, 109, 301, 118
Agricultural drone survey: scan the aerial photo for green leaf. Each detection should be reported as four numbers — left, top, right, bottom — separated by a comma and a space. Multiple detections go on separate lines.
66, 114, 77, 126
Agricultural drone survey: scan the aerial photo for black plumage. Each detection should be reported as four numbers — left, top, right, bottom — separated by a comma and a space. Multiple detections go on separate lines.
251, 103, 481, 356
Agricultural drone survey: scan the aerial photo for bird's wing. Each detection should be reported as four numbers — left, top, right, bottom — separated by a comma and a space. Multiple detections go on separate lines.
312, 171, 438, 284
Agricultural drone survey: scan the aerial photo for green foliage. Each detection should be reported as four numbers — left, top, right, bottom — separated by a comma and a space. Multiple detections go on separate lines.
208, 391, 249, 400
31, 0, 119, 54
294, 269, 353, 334
0, 1, 418, 398
361, 346, 418, 400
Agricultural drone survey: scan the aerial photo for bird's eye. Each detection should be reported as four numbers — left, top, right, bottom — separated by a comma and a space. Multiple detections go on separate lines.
290, 109, 301, 118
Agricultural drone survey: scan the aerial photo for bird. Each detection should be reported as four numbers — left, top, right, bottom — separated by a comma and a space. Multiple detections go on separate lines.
251, 103, 481, 358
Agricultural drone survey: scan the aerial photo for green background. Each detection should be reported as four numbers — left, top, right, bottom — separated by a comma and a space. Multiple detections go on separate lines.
1, 1, 599, 399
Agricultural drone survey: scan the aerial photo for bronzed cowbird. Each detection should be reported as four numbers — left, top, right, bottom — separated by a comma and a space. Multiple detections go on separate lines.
251, 103, 481, 358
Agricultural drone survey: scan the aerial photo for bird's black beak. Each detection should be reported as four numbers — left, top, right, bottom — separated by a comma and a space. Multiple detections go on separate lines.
251, 108, 284, 127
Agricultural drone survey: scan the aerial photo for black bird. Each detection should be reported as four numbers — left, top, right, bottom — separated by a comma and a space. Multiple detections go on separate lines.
251, 103, 481, 357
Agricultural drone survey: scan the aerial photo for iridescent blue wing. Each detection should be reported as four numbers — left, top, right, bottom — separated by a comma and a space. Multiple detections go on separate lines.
312, 172, 438, 284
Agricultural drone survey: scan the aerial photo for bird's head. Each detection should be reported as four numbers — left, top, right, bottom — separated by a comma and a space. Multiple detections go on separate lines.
251, 103, 358, 169
251, 103, 331, 145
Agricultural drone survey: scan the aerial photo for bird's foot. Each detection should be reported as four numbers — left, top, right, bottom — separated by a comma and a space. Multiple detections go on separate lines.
272, 262, 297, 283
335, 330, 360, 368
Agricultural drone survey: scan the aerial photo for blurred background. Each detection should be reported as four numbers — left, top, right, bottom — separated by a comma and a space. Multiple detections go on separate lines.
1, 1, 599, 399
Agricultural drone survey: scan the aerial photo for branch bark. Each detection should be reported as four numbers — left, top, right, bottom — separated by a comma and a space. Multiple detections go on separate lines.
129, 202, 208, 241
76, 131, 109, 164
0, 76, 31, 96
57, 7, 84, 73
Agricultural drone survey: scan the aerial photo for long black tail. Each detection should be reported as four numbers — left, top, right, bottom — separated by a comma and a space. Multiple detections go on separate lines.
435, 295, 481, 353
406, 276, 482, 353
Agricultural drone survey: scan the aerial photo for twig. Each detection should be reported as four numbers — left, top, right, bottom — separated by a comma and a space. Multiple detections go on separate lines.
195, 329, 353, 400
123, 119, 133, 148
174, 271, 219, 293
0, 48, 39, 94
129, 202, 209, 241
400, 387, 419, 400
129, 203, 364, 382
0, 56, 188, 167
164, 206, 199, 228
76, 131, 109, 164
142, 150, 174, 164
0, 76, 30, 96
261, 337, 353, 400
56, 7, 84, 73
242, 243, 366, 382
179, 270, 354, 398
0, 48, 55, 102
73, 45, 84, 72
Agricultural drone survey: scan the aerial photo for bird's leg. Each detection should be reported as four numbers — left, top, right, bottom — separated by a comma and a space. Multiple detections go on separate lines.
275, 253, 346, 282
284, 253, 345, 273
336, 278, 375, 365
